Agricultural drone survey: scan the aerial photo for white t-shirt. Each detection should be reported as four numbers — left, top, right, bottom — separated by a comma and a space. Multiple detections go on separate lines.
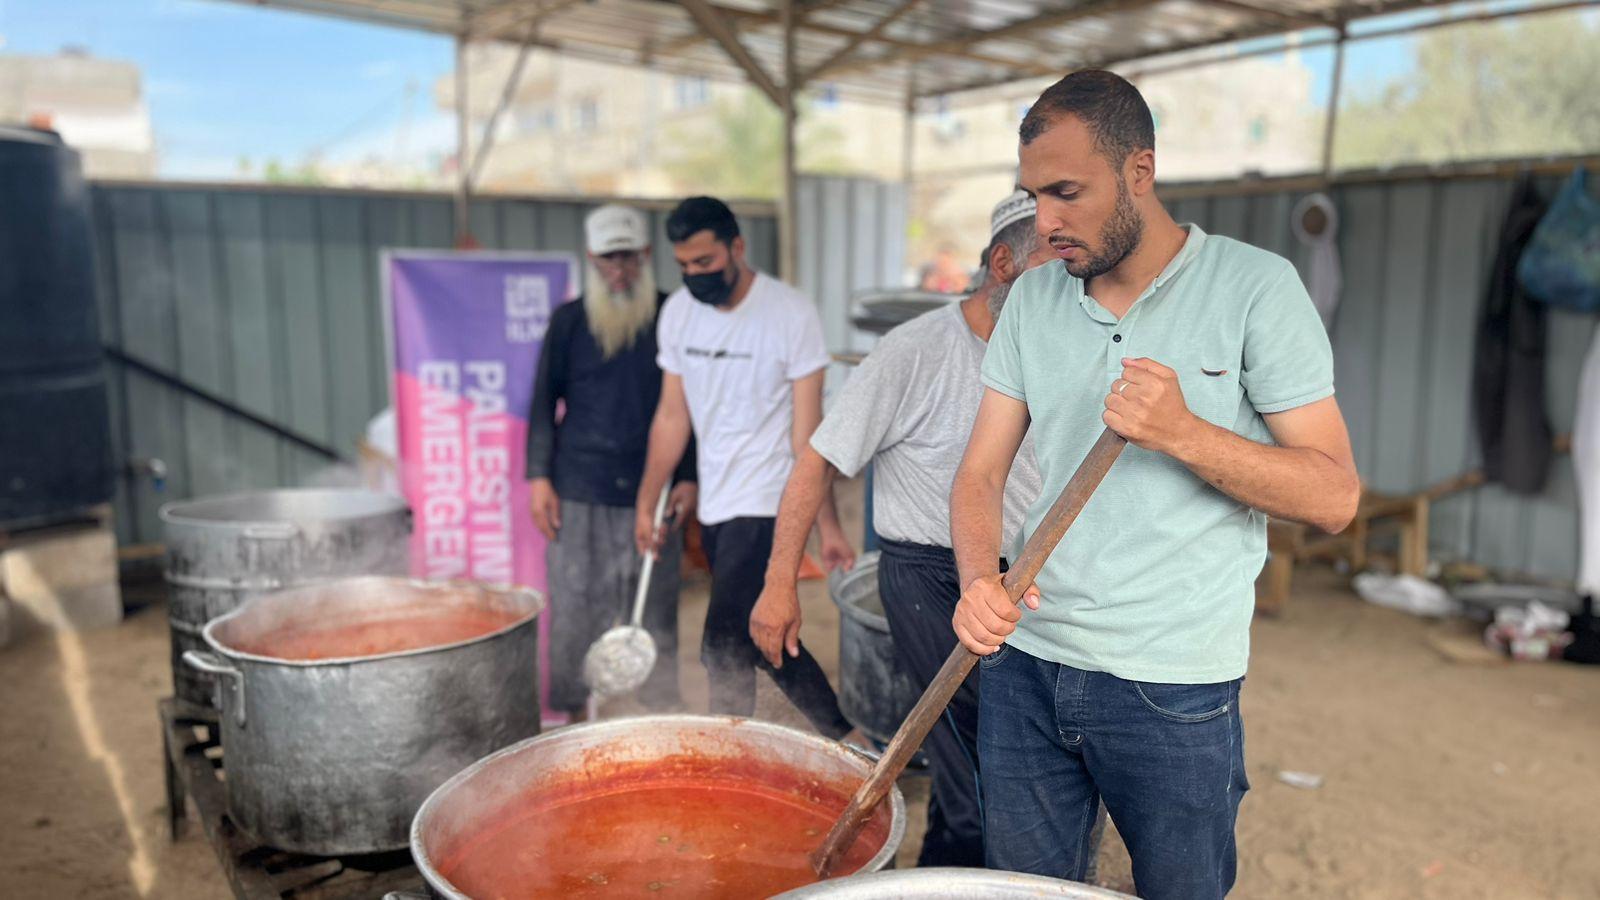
657, 272, 831, 525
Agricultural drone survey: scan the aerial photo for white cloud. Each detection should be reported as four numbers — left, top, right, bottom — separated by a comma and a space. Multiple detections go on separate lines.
320, 108, 455, 166
154, 0, 238, 18
361, 60, 401, 81
146, 77, 199, 99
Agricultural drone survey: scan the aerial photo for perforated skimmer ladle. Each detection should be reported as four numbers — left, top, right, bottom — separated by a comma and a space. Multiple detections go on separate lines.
582, 482, 670, 700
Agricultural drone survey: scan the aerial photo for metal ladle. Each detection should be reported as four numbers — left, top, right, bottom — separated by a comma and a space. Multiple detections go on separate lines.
582, 483, 670, 700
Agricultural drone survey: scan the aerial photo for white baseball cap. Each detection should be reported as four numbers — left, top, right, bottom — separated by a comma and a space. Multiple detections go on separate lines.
989, 189, 1036, 240
585, 204, 650, 254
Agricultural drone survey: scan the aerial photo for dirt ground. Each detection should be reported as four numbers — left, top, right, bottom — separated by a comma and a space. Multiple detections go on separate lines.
2, 478, 1598, 899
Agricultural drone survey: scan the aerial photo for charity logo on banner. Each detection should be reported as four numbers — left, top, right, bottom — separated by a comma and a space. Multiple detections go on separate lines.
384, 250, 575, 723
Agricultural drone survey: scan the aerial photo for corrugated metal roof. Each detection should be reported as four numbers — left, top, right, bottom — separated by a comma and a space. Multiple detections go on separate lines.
214, 0, 1466, 104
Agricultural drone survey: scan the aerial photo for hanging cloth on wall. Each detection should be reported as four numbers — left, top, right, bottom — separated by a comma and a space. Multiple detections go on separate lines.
1291, 192, 1341, 330
1472, 174, 1555, 495
1572, 328, 1600, 597
1518, 167, 1600, 312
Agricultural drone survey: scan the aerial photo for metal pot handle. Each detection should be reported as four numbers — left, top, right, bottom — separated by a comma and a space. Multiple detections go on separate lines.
382, 891, 431, 900
842, 740, 882, 765
182, 650, 246, 728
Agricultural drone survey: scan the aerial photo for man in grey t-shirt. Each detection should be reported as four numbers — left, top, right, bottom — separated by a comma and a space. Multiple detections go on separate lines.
749, 191, 1053, 867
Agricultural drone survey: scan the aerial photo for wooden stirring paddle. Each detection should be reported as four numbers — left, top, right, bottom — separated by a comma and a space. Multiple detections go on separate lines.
811, 427, 1128, 877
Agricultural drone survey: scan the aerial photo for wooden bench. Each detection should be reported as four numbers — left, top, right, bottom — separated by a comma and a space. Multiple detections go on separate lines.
1255, 434, 1573, 615
1256, 487, 1431, 616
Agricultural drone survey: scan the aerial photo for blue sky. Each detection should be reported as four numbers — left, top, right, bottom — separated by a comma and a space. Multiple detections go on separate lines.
0, 0, 455, 177
0, 0, 1450, 181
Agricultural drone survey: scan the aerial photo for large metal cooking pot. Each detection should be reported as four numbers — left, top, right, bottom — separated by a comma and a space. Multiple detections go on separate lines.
829, 553, 919, 743
183, 576, 543, 855
162, 488, 410, 707
849, 289, 959, 336
774, 868, 1136, 898
408, 715, 906, 899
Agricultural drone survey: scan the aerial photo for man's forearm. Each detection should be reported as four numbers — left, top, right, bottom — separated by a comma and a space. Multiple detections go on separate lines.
787, 426, 839, 539
789, 370, 833, 535
815, 479, 843, 535
951, 467, 1006, 589
525, 387, 559, 480
1172, 423, 1359, 533
525, 426, 556, 481
638, 414, 691, 511
766, 449, 836, 585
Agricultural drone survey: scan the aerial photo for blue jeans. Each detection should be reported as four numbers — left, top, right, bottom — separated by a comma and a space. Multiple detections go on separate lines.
979, 644, 1248, 899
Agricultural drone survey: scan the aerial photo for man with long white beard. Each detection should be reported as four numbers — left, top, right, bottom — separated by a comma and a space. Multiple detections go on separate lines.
527, 203, 696, 720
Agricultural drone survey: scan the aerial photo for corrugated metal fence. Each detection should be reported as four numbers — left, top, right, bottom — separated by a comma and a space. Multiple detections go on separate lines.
90, 171, 1589, 583
90, 176, 903, 545
793, 176, 908, 357
1166, 171, 1592, 582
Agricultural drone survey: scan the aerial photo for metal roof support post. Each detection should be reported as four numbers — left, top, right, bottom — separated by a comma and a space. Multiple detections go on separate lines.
469, 29, 542, 186
798, 0, 926, 85
901, 70, 916, 292
1194, 0, 1331, 31
469, 0, 584, 38
1319, 29, 1347, 180
454, 33, 473, 246
780, 0, 799, 281
677, 0, 784, 105
901, 66, 916, 185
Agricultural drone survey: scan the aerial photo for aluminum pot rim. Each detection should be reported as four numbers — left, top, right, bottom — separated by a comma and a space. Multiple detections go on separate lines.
409, 714, 909, 900
771, 867, 1138, 898
829, 552, 888, 633
159, 487, 408, 528
200, 576, 544, 669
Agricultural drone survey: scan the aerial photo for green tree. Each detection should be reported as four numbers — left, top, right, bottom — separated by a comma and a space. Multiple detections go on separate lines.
261, 156, 326, 186
662, 92, 851, 199
1335, 12, 1600, 169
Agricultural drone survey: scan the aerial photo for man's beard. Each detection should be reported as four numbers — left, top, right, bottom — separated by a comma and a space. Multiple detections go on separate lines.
1056, 179, 1144, 281
985, 275, 1015, 321
583, 263, 658, 359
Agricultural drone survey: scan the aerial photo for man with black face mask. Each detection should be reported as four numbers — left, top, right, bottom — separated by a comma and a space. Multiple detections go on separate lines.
635, 196, 857, 740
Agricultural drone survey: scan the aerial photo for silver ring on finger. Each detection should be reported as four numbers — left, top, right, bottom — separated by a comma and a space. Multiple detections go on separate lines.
1116, 380, 1130, 396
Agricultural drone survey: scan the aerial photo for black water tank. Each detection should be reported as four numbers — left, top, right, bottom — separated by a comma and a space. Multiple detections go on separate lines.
0, 126, 113, 525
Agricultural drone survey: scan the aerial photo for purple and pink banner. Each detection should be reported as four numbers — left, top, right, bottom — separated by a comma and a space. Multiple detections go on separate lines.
385, 251, 576, 724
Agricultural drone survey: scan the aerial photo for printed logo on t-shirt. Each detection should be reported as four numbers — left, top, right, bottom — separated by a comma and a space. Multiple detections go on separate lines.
684, 346, 754, 360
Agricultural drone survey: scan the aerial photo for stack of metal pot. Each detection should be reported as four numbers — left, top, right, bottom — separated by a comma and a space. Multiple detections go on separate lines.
162, 488, 553, 855
161, 488, 410, 707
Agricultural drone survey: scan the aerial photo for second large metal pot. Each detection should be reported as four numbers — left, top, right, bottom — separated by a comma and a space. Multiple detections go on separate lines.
162, 488, 410, 707
774, 868, 1136, 898
184, 576, 543, 855
829, 553, 920, 743
409, 715, 906, 899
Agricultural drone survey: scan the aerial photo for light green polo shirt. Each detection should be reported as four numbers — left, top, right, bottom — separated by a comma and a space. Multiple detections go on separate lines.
981, 225, 1334, 683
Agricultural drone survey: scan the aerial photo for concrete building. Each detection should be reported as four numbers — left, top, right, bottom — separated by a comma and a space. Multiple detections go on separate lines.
437, 42, 906, 197
908, 53, 1320, 268
0, 49, 156, 178
441, 43, 1317, 280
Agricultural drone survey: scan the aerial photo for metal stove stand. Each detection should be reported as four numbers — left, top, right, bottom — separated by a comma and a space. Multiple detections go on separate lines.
160, 697, 427, 899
